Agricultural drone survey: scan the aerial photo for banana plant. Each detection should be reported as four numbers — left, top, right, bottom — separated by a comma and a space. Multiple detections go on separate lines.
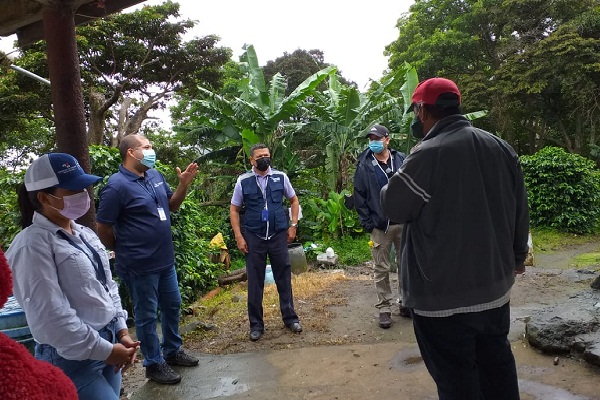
179, 44, 336, 174
305, 63, 412, 193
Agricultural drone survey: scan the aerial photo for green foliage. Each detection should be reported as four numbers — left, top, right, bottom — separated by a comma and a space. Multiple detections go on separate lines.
302, 190, 362, 241
385, 0, 600, 157
521, 147, 600, 233
0, 168, 23, 247
170, 198, 225, 306
529, 227, 600, 253
325, 234, 371, 266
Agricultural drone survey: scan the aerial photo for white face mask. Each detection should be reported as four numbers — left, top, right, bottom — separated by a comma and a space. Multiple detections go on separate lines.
47, 189, 91, 220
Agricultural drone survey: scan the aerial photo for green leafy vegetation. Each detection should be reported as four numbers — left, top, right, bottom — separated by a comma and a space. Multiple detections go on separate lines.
522, 147, 600, 234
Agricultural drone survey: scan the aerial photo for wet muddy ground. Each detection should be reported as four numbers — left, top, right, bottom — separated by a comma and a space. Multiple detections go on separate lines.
121, 245, 600, 400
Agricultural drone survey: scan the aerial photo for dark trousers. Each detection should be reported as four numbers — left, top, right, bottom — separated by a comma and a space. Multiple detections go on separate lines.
244, 230, 299, 331
412, 302, 520, 400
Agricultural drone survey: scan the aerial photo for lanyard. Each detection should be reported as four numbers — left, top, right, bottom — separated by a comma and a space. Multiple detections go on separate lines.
373, 153, 394, 178
137, 178, 159, 205
255, 175, 268, 206
57, 230, 109, 292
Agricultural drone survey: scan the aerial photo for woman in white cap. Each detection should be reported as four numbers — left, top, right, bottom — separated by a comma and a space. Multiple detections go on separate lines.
5, 153, 139, 400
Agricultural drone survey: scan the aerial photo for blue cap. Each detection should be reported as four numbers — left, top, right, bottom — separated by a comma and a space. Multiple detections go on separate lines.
24, 153, 102, 191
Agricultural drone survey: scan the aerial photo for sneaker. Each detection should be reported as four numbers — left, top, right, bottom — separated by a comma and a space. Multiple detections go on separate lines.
249, 330, 263, 341
165, 349, 199, 367
145, 362, 181, 384
379, 312, 392, 329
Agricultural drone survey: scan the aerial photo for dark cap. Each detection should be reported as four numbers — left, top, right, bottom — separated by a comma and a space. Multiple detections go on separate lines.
408, 77, 461, 111
365, 125, 389, 138
24, 153, 102, 191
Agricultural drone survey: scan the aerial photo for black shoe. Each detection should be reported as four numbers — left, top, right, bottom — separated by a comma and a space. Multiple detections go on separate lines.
249, 330, 263, 341
164, 348, 199, 367
146, 362, 181, 384
379, 312, 392, 329
399, 306, 412, 319
286, 322, 303, 333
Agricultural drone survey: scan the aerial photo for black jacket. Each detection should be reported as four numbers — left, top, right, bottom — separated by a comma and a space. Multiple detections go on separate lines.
353, 147, 405, 233
381, 115, 529, 311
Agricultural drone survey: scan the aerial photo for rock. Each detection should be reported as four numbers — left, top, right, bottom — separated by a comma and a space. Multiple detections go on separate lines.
583, 343, 600, 366
591, 275, 600, 290
525, 290, 600, 367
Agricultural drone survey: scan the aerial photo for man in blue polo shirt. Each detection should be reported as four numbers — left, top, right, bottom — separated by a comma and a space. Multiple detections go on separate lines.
230, 143, 302, 342
96, 134, 199, 385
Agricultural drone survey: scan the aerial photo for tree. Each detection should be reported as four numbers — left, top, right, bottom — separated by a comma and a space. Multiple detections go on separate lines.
263, 49, 355, 96
385, 0, 600, 157
12, 1, 231, 148
0, 51, 55, 168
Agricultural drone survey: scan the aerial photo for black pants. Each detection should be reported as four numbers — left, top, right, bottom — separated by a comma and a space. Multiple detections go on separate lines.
412, 302, 520, 400
244, 230, 299, 331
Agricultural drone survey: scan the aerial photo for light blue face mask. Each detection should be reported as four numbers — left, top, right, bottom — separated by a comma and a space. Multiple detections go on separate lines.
136, 149, 156, 169
369, 140, 385, 154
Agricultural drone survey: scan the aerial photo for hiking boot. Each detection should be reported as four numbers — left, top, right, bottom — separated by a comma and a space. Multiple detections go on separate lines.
399, 306, 412, 318
145, 362, 181, 384
165, 349, 199, 367
378, 312, 392, 329
286, 322, 303, 333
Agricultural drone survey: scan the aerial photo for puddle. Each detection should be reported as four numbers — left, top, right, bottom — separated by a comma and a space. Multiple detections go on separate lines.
206, 376, 250, 397
390, 347, 424, 372
519, 379, 591, 400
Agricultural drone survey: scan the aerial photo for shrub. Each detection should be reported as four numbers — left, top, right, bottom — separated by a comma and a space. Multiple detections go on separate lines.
521, 146, 600, 233
302, 190, 363, 241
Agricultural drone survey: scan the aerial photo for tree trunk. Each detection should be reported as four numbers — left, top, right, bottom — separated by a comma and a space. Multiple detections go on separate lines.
88, 90, 105, 145
112, 97, 132, 147
125, 97, 155, 136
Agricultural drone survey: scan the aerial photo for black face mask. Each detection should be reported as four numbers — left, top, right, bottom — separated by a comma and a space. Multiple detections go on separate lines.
255, 157, 271, 171
410, 116, 425, 139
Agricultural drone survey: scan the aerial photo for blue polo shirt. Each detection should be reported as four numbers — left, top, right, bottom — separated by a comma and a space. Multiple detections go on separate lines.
97, 165, 174, 276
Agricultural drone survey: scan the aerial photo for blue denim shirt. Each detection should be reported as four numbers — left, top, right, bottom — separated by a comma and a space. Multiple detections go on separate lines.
5, 212, 127, 361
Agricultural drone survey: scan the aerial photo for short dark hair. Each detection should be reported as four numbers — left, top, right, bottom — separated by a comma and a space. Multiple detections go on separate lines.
249, 143, 269, 158
119, 134, 143, 160
423, 103, 462, 120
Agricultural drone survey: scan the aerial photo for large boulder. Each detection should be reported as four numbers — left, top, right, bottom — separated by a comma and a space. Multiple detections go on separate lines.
525, 290, 600, 366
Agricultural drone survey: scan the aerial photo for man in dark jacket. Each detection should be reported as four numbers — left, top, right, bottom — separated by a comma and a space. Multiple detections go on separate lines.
381, 78, 529, 399
354, 124, 408, 329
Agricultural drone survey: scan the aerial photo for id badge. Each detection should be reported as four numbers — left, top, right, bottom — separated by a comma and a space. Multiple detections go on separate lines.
157, 207, 167, 221
261, 209, 269, 222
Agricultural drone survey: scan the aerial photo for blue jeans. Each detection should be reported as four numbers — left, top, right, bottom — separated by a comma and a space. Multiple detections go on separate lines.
35, 318, 121, 400
412, 302, 520, 400
121, 265, 182, 366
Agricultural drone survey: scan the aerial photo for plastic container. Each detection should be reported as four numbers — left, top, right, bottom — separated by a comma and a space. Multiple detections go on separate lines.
264, 265, 275, 285
0, 296, 34, 354
288, 243, 308, 274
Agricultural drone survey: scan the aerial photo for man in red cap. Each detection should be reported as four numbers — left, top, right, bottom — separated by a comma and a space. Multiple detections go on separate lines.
381, 77, 529, 399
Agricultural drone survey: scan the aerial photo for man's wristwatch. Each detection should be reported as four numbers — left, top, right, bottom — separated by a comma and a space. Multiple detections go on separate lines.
290, 223, 298, 228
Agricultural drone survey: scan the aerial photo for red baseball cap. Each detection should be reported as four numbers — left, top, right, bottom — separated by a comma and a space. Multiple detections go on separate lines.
408, 77, 461, 111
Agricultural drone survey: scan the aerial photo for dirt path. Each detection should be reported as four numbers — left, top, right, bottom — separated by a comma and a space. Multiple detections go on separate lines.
120, 244, 600, 399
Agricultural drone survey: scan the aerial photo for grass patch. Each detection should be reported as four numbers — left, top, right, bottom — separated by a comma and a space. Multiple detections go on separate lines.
571, 252, 600, 269
531, 227, 600, 253
184, 270, 349, 353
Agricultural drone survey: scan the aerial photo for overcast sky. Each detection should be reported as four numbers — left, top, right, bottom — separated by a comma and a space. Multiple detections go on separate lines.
1, 0, 415, 90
